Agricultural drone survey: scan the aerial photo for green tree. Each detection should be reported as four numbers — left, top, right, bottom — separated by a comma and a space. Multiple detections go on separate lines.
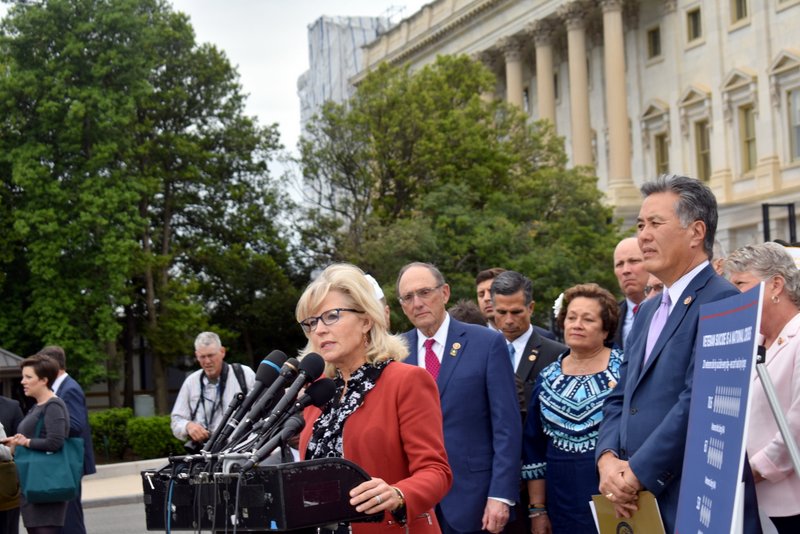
299, 55, 622, 329
0, 0, 297, 412
0, 0, 148, 382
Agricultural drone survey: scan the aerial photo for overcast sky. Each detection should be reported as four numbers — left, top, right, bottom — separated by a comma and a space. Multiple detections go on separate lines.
169, 1, 428, 156
0, 1, 429, 179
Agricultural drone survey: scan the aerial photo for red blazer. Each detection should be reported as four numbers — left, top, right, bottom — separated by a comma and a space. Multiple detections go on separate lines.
299, 361, 452, 534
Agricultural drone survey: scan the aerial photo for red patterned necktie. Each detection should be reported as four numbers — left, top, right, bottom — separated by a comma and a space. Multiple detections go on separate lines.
632, 303, 640, 315
424, 338, 440, 380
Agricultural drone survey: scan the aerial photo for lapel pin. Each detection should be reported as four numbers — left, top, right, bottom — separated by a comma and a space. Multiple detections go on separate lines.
450, 342, 461, 357
528, 350, 538, 362
778, 337, 784, 345
683, 296, 693, 305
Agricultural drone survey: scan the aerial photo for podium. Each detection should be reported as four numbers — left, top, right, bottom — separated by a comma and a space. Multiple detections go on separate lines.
141, 458, 383, 531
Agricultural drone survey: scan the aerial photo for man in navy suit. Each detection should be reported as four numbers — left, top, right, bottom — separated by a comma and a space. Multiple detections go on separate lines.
397, 262, 522, 534
596, 175, 760, 533
40, 346, 96, 534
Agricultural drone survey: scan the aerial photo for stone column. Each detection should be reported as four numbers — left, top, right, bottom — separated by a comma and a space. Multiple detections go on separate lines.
601, 0, 638, 205
529, 21, 556, 124
560, 2, 593, 167
473, 49, 498, 103
499, 37, 524, 109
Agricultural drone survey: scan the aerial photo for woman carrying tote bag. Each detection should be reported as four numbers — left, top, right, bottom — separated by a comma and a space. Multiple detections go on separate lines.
1, 354, 72, 534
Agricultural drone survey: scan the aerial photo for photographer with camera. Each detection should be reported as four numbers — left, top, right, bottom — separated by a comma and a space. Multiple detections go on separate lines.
170, 332, 255, 453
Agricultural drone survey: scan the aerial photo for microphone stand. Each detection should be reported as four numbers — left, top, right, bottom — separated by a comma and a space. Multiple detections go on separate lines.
755, 345, 800, 477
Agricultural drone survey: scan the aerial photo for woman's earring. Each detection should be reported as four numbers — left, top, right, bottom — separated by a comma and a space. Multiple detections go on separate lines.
771, 294, 780, 304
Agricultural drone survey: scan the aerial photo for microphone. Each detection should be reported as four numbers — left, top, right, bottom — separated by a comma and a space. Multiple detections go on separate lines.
207, 350, 287, 452
203, 392, 244, 453
225, 357, 300, 446
241, 414, 306, 472
252, 377, 336, 435
249, 354, 325, 440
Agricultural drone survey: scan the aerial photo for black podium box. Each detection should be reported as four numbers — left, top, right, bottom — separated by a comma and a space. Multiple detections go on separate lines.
142, 458, 382, 531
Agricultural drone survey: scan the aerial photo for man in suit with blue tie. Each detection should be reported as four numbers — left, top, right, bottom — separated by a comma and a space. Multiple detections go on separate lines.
41, 346, 96, 534
397, 262, 522, 534
596, 175, 760, 533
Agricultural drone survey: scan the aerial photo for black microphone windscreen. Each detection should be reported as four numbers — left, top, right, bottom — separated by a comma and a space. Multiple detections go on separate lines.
305, 378, 336, 407
256, 350, 287, 383
283, 414, 306, 435
299, 353, 325, 379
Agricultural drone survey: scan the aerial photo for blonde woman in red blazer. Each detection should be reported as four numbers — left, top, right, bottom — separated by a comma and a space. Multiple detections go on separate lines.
296, 263, 452, 534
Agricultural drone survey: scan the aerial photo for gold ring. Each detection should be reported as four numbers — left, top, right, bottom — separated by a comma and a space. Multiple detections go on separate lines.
605, 492, 614, 499
375, 494, 382, 505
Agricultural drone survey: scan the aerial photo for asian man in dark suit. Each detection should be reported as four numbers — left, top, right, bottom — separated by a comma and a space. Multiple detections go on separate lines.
397, 262, 522, 534
40, 346, 96, 534
596, 174, 761, 533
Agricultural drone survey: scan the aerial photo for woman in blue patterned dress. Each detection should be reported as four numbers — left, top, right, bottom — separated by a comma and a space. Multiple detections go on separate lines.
522, 283, 622, 534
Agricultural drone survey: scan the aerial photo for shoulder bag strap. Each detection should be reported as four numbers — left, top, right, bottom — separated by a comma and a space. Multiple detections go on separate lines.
232, 363, 248, 396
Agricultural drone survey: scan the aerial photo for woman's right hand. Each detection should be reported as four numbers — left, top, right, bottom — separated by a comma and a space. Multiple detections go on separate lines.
4, 434, 29, 447
531, 514, 551, 534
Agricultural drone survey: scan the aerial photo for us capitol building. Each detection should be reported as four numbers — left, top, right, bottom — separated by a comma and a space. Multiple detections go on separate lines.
348, 0, 800, 248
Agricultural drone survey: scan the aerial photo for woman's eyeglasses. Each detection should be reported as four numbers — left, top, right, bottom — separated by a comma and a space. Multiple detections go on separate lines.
299, 308, 363, 333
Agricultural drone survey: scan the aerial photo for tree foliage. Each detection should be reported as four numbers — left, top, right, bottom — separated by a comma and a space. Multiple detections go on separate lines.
0, 0, 300, 411
299, 56, 622, 329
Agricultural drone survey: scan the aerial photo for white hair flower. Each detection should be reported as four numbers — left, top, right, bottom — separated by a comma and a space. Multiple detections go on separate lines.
552, 292, 565, 318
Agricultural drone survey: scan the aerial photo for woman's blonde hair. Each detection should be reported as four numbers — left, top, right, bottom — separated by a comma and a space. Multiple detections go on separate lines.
295, 263, 408, 376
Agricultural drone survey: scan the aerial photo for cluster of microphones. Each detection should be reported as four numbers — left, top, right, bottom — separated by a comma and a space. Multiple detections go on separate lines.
180, 350, 336, 472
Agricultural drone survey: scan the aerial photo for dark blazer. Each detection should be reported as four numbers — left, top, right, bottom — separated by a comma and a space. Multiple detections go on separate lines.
532, 324, 557, 341
516, 331, 566, 416
0, 396, 23, 435
56, 375, 96, 476
404, 317, 522, 532
299, 363, 452, 534
596, 265, 760, 533
613, 299, 629, 349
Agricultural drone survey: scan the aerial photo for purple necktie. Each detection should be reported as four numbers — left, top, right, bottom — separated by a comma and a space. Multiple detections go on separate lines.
424, 338, 440, 380
644, 290, 671, 364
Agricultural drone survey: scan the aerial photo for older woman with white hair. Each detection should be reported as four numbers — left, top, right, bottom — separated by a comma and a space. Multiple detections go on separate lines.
296, 263, 452, 534
726, 242, 800, 533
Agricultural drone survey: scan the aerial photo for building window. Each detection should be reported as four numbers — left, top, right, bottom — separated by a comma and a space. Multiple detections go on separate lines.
687, 8, 702, 42
647, 27, 661, 59
655, 133, 669, 174
731, 0, 748, 23
695, 120, 711, 181
790, 89, 800, 162
553, 73, 559, 100
739, 105, 756, 172
523, 87, 530, 114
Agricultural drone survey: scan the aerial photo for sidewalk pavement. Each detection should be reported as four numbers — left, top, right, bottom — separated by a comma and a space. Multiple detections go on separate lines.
83, 457, 167, 509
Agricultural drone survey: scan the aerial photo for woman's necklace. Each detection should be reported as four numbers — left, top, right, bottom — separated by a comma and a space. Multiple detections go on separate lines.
569, 346, 606, 374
